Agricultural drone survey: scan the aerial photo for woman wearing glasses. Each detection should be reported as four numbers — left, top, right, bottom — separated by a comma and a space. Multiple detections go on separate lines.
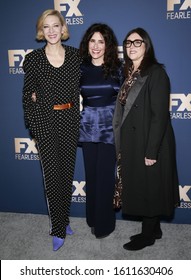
113, 28, 179, 251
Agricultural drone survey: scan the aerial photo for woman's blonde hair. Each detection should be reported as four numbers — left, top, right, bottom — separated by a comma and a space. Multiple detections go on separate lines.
36, 9, 69, 41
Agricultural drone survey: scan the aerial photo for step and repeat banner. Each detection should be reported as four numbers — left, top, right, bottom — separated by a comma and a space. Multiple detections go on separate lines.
0, 0, 191, 223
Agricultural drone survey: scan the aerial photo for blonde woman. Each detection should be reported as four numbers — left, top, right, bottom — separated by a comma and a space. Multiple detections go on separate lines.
23, 9, 82, 251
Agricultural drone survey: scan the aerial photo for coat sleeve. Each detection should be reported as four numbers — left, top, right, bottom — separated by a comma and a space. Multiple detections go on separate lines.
145, 66, 171, 159
69, 47, 82, 137
113, 98, 123, 156
22, 53, 38, 128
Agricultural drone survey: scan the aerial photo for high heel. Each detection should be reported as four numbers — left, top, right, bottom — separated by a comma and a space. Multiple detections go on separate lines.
52, 236, 64, 251
66, 224, 74, 235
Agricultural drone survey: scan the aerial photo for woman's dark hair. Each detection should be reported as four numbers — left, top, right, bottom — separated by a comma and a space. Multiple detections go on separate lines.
123, 27, 163, 76
79, 23, 121, 78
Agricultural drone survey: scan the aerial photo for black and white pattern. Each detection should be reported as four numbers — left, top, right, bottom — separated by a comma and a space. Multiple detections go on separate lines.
23, 45, 81, 238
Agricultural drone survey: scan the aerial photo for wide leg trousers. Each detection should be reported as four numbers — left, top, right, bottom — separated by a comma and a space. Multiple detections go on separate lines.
37, 110, 78, 239
82, 142, 116, 237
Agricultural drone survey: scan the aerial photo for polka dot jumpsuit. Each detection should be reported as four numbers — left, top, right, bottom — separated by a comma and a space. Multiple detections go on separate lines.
23, 45, 81, 238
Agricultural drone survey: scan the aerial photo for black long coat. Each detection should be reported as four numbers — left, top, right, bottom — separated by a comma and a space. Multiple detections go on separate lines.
113, 64, 179, 217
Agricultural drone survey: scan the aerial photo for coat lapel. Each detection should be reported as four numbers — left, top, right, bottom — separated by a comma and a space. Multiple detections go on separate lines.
121, 75, 148, 125
113, 75, 148, 155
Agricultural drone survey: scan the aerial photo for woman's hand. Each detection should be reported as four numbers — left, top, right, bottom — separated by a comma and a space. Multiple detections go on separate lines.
31, 92, 37, 102
145, 157, 157, 166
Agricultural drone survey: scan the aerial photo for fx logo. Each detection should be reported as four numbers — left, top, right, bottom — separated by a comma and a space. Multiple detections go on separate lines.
170, 94, 191, 111
54, 0, 82, 16
179, 185, 191, 201
15, 138, 38, 154
167, 0, 191, 11
8, 50, 33, 67
72, 181, 86, 196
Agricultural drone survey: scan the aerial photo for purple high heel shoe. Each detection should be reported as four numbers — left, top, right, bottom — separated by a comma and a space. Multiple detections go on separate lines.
66, 224, 74, 235
52, 236, 64, 251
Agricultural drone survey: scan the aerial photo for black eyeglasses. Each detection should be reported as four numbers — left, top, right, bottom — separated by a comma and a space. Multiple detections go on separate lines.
125, 39, 144, 48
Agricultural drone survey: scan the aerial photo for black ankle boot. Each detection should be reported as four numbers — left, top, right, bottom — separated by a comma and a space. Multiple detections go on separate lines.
130, 216, 162, 241
154, 218, 163, 239
123, 236, 155, 251
130, 227, 162, 241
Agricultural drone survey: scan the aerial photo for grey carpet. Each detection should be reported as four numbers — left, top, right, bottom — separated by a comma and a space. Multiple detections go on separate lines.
0, 212, 190, 260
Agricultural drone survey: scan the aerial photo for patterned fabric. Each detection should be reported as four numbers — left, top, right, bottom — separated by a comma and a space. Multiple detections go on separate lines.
22, 45, 81, 238
113, 152, 122, 209
118, 68, 140, 105
37, 109, 76, 238
23, 45, 81, 142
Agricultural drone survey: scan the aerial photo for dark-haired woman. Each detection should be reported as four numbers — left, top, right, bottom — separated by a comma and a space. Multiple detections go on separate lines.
79, 23, 123, 238
113, 27, 179, 250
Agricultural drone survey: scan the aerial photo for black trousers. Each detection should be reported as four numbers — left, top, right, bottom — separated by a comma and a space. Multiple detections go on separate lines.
82, 142, 116, 237
37, 110, 77, 239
